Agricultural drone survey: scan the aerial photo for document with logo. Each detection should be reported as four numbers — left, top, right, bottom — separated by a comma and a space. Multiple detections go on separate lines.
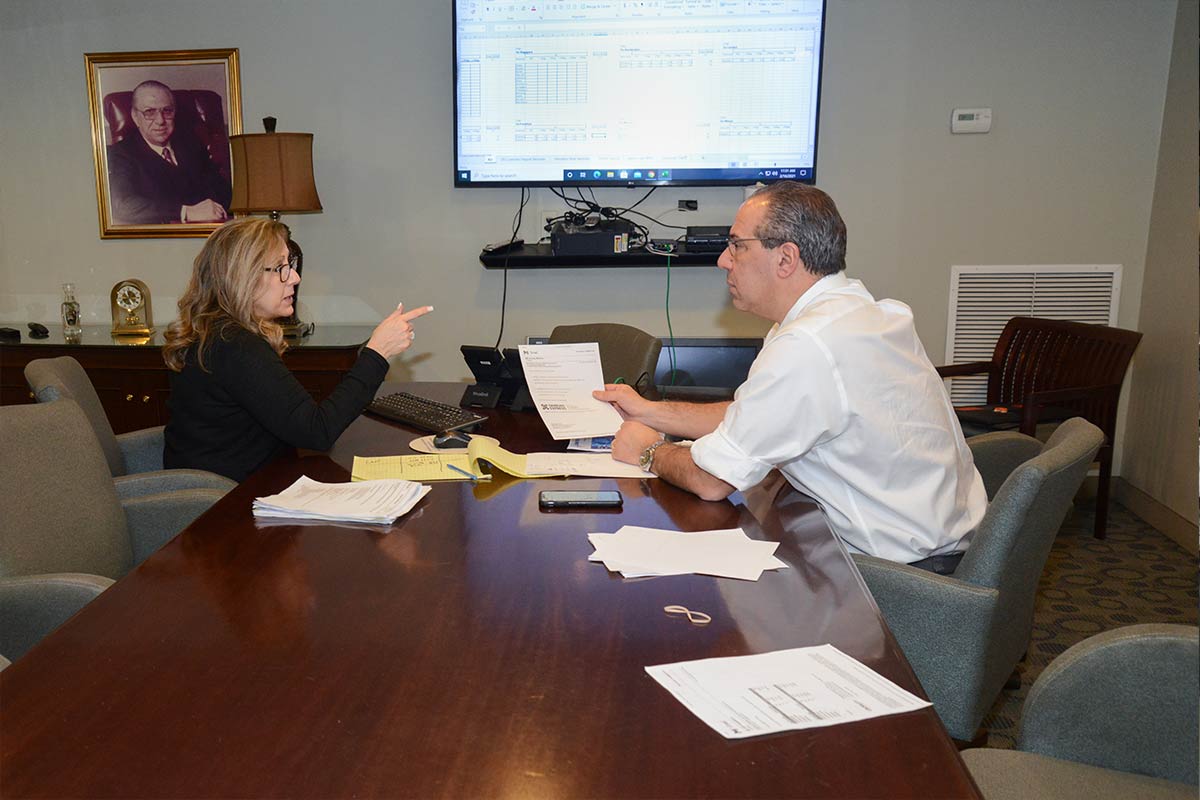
518, 343, 624, 440
646, 645, 932, 740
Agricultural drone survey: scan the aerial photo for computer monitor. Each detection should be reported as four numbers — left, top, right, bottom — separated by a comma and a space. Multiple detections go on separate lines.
655, 337, 763, 399
453, 0, 827, 188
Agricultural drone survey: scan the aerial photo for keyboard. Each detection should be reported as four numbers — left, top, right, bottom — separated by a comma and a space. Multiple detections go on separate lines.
366, 391, 486, 433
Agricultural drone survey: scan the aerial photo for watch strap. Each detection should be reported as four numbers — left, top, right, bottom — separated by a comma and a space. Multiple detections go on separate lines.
639, 439, 668, 473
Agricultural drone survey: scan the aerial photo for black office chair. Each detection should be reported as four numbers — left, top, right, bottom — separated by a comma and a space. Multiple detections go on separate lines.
549, 323, 662, 398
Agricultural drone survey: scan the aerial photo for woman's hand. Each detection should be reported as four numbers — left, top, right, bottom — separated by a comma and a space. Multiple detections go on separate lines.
365, 303, 434, 359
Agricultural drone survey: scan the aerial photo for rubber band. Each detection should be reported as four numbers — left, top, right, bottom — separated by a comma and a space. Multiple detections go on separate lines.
663, 605, 712, 625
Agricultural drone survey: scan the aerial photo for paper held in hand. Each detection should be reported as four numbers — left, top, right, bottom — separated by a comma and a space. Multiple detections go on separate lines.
253, 475, 430, 525
517, 343, 624, 440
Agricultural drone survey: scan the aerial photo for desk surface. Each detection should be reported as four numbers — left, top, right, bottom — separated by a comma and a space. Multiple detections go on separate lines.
0, 383, 979, 799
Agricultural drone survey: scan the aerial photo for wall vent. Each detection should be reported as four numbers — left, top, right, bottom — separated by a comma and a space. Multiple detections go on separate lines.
944, 265, 1122, 405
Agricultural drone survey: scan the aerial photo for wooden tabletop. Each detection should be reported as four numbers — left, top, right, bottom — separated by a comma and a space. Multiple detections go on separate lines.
0, 383, 980, 798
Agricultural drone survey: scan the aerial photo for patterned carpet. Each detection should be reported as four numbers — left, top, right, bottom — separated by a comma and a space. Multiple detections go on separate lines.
980, 498, 1199, 748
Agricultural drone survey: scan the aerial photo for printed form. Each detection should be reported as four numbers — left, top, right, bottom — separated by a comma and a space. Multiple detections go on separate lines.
646, 645, 931, 739
518, 343, 624, 440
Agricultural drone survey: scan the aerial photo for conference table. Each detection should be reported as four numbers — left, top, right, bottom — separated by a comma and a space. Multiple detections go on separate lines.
0, 382, 981, 798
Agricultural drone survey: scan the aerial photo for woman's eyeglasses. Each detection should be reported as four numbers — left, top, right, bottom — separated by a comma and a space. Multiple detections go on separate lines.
264, 256, 299, 282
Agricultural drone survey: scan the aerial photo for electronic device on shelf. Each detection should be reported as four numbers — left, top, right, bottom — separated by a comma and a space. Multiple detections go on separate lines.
452, 0, 826, 188
684, 225, 731, 253
366, 391, 486, 433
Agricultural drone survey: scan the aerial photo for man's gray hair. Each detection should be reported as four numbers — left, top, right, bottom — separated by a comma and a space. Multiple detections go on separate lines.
751, 181, 847, 277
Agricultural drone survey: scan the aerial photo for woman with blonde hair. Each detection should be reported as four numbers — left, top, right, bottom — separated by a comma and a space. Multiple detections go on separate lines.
163, 217, 431, 481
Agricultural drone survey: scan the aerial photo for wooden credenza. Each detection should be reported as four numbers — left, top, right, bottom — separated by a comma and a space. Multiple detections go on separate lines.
0, 325, 375, 434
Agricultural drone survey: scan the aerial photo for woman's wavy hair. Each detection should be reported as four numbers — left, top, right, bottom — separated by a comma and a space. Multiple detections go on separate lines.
163, 217, 290, 372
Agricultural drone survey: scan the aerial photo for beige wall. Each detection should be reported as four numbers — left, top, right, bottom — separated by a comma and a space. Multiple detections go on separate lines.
1120, 0, 1199, 530
0, 1, 1186, 493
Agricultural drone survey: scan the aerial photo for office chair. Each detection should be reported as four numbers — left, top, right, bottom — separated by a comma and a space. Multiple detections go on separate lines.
937, 316, 1142, 538
24, 356, 235, 496
853, 418, 1104, 743
549, 323, 662, 398
0, 399, 226, 661
962, 624, 1198, 799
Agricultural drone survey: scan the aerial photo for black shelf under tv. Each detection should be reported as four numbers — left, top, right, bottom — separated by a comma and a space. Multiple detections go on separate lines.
478, 242, 722, 269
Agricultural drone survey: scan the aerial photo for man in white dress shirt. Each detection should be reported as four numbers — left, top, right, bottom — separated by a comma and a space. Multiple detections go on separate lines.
598, 182, 986, 565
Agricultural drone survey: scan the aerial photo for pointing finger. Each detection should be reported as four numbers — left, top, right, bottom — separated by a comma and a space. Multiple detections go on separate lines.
399, 305, 434, 322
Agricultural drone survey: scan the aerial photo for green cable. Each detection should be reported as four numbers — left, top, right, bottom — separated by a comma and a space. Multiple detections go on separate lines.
665, 254, 676, 385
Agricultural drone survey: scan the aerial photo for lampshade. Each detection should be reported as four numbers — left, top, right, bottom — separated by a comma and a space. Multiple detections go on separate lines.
228, 132, 322, 215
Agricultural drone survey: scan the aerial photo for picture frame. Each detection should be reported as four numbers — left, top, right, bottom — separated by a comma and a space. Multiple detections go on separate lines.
85, 48, 242, 239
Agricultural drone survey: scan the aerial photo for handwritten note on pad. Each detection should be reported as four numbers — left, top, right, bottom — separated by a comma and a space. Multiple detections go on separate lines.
353, 438, 651, 482
352, 453, 489, 482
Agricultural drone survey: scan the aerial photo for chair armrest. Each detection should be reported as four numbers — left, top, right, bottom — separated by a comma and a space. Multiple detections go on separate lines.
1017, 385, 1121, 436
114, 469, 236, 500
965, 431, 1044, 499
116, 425, 166, 473
853, 554, 1000, 740
121, 489, 226, 564
0, 573, 114, 662
936, 361, 992, 379
1019, 624, 1199, 784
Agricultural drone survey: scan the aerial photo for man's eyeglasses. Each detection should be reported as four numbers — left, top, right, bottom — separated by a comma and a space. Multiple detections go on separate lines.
264, 256, 299, 282
725, 236, 785, 254
135, 106, 176, 122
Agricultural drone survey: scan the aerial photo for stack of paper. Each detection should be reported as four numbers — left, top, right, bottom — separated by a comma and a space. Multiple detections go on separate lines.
588, 526, 788, 580
645, 645, 932, 739
253, 475, 430, 525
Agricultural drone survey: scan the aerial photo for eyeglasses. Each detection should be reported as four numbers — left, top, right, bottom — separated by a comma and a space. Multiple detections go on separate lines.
135, 106, 176, 122
264, 256, 299, 282
725, 236, 785, 254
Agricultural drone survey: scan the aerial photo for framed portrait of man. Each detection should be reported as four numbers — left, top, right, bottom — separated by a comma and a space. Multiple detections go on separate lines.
86, 49, 242, 239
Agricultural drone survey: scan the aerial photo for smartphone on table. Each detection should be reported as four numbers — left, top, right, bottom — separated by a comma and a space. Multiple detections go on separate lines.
538, 490, 623, 510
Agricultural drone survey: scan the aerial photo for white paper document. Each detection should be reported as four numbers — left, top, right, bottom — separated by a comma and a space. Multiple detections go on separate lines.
588, 526, 787, 580
518, 343, 625, 440
253, 475, 430, 525
645, 645, 932, 739
525, 452, 650, 479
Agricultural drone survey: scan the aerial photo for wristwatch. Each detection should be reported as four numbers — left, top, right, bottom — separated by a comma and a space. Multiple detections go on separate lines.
638, 438, 668, 473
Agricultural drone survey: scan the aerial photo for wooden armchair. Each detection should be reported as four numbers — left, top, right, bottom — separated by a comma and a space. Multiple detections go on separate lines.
937, 316, 1142, 539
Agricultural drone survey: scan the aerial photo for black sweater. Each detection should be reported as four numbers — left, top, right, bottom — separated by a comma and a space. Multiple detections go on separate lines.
164, 325, 388, 481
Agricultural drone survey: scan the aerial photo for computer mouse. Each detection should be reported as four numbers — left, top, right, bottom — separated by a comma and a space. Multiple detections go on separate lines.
0, 326, 19, 341
433, 431, 471, 449
27, 322, 49, 339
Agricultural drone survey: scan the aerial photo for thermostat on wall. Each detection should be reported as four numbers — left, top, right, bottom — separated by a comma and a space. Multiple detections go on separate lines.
951, 107, 992, 134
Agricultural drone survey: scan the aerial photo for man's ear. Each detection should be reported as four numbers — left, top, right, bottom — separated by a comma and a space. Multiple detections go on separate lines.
775, 241, 803, 279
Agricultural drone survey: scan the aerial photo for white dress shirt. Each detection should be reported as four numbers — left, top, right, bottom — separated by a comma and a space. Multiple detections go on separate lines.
690, 273, 986, 562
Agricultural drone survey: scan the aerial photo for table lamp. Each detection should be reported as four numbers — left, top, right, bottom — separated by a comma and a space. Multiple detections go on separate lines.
229, 117, 322, 337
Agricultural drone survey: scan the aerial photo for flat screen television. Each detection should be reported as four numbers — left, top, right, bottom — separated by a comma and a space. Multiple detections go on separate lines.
453, 0, 826, 188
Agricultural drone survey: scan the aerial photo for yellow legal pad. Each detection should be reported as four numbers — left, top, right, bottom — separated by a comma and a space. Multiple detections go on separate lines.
351, 438, 545, 482
351, 453, 490, 482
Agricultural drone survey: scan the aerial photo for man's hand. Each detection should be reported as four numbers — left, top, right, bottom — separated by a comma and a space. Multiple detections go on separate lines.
182, 199, 228, 223
610, 420, 662, 466
593, 383, 653, 422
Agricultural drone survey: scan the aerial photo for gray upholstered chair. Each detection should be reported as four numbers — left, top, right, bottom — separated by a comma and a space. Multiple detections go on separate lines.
549, 323, 662, 398
963, 624, 1199, 799
853, 417, 1105, 742
0, 399, 227, 662
24, 356, 235, 496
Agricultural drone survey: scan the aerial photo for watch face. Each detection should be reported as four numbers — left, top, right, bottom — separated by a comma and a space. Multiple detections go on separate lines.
116, 284, 143, 312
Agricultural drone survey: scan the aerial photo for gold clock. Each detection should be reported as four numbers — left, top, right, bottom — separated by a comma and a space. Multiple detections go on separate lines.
111, 278, 155, 337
